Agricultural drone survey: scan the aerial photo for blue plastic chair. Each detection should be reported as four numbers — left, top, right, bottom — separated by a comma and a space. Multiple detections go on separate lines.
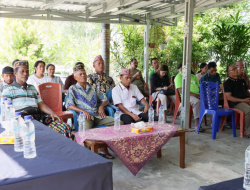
64, 94, 113, 131
197, 82, 236, 139
106, 87, 145, 117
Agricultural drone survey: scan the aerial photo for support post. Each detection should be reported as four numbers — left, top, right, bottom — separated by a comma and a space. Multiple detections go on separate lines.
143, 14, 150, 85
181, 0, 194, 134
101, 23, 110, 75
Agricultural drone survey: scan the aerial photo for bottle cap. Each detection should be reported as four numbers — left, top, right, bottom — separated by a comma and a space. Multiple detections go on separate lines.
150, 106, 153, 108
80, 112, 83, 114
2, 97, 7, 101
116, 108, 119, 111
15, 112, 21, 116
24, 115, 31, 120
160, 105, 163, 107
7, 102, 12, 105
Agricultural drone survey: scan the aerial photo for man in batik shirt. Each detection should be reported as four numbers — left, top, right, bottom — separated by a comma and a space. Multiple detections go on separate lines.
87, 55, 115, 93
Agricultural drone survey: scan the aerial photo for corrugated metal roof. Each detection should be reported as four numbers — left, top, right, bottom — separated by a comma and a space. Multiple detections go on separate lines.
0, 0, 245, 25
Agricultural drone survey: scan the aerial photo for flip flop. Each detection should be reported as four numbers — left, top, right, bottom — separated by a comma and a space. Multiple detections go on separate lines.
98, 152, 115, 159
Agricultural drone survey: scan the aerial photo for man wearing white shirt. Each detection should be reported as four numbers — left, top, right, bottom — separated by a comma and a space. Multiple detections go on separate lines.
112, 68, 158, 124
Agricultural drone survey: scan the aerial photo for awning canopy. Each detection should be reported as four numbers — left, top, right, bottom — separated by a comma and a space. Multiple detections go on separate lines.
0, 0, 244, 26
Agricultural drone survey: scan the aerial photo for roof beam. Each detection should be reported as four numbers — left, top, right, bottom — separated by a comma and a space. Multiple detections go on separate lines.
51, 11, 85, 21
42, 0, 66, 10
111, 0, 164, 15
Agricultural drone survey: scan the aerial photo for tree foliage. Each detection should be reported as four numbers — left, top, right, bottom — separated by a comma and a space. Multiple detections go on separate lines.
211, 11, 250, 77
0, 19, 101, 74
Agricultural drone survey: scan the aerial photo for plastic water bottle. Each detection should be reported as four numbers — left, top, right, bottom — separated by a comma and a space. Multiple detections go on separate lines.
0, 97, 7, 122
23, 115, 36, 159
4, 102, 15, 134
13, 112, 24, 152
148, 106, 154, 125
5, 102, 15, 121
158, 105, 165, 124
244, 144, 250, 189
114, 109, 121, 131
78, 112, 85, 134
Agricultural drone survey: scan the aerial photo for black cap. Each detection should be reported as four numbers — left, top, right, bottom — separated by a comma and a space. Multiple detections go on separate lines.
177, 63, 182, 69
75, 62, 84, 66
73, 64, 85, 72
2, 66, 14, 74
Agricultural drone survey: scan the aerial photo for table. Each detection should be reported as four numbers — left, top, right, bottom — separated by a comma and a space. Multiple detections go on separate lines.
75, 122, 186, 175
199, 177, 244, 190
0, 120, 113, 190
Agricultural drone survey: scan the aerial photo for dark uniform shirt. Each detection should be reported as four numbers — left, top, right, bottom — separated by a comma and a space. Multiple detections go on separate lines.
223, 77, 249, 107
150, 73, 170, 94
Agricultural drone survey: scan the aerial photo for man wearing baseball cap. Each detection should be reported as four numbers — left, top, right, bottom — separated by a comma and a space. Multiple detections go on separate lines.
112, 68, 157, 124
0, 66, 15, 95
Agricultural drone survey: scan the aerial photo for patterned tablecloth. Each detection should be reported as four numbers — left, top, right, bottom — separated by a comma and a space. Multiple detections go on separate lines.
75, 122, 179, 175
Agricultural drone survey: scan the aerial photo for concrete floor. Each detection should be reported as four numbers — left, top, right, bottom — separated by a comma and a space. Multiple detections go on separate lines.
110, 116, 249, 190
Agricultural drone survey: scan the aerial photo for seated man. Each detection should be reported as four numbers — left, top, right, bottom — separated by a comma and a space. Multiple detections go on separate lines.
149, 58, 160, 78
87, 55, 115, 93
66, 64, 115, 129
236, 60, 250, 89
112, 68, 157, 125
0, 66, 15, 95
64, 62, 84, 94
1, 61, 69, 135
174, 66, 205, 132
66, 64, 116, 159
130, 58, 149, 96
224, 65, 250, 138
200, 61, 223, 89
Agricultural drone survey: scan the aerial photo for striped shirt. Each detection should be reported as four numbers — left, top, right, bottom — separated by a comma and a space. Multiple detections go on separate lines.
66, 83, 107, 116
2, 81, 42, 111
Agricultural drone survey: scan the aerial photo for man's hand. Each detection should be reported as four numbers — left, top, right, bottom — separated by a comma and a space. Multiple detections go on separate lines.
98, 106, 106, 118
163, 86, 168, 90
143, 104, 149, 113
134, 71, 141, 78
130, 113, 141, 122
82, 111, 92, 120
50, 112, 62, 122
244, 98, 250, 105
137, 71, 141, 76
144, 83, 148, 91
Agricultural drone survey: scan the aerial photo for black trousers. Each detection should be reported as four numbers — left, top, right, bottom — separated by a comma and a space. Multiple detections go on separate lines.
121, 113, 158, 125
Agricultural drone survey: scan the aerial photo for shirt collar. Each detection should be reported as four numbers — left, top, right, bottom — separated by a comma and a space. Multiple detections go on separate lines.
11, 81, 32, 89
76, 82, 91, 91
95, 72, 105, 76
3, 81, 8, 85
228, 77, 239, 81
119, 83, 130, 90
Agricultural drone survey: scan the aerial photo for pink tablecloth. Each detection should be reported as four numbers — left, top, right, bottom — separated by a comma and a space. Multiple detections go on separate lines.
75, 122, 179, 175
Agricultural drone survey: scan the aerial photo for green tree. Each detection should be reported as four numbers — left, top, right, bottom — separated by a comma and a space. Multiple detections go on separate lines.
211, 11, 250, 77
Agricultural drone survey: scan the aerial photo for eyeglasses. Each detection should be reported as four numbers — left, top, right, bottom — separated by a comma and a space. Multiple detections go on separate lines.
229, 67, 238, 72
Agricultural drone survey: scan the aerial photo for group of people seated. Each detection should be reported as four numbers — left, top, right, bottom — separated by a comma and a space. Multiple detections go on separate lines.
174, 60, 250, 135
0, 55, 249, 144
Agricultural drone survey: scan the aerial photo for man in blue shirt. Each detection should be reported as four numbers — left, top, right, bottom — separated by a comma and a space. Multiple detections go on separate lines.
66, 64, 115, 129
66, 64, 116, 159
200, 62, 223, 89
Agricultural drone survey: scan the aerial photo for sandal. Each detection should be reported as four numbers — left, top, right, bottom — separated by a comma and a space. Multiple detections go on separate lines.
98, 152, 114, 159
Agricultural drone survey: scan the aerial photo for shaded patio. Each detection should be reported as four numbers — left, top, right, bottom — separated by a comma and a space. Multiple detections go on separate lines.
111, 115, 247, 189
